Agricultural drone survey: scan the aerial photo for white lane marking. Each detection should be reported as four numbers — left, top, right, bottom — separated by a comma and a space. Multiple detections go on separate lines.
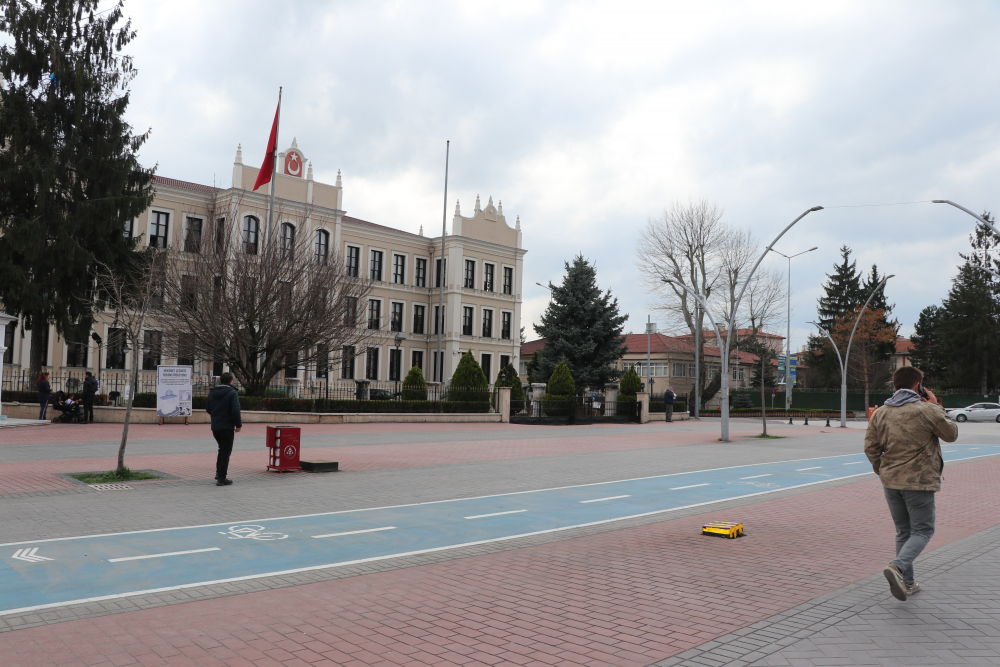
12, 548, 53, 563
740, 474, 772, 479
843, 462, 864, 465
108, 548, 220, 563
671, 483, 709, 490
464, 510, 527, 520
580, 495, 630, 504
313, 527, 396, 539
797, 467, 822, 471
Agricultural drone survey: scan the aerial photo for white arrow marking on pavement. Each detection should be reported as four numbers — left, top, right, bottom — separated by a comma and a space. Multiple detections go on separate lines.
670, 483, 709, 490
580, 495, 630, 503
12, 548, 53, 563
108, 548, 221, 563
313, 527, 396, 539
464, 510, 527, 520
741, 474, 772, 479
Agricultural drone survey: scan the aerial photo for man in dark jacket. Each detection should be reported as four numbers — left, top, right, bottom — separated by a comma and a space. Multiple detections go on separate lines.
664, 387, 676, 423
81, 371, 99, 424
206, 372, 242, 486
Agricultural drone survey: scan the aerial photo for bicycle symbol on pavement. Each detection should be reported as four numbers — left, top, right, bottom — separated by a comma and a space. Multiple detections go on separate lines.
219, 524, 288, 540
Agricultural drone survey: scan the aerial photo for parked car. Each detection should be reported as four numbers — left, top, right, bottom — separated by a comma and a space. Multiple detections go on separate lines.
946, 402, 1000, 423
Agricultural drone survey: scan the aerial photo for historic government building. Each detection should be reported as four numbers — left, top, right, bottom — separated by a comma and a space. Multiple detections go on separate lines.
2, 140, 527, 389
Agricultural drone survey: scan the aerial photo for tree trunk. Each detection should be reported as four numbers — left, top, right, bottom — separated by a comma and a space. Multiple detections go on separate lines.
118, 333, 143, 475
28, 311, 46, 378
981, 333, 989, 395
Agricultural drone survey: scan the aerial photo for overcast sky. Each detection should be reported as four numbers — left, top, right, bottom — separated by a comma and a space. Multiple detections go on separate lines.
121, 0, 1000, 351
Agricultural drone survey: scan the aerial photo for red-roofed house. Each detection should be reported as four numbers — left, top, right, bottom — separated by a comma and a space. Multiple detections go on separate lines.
892, 336, 915, 370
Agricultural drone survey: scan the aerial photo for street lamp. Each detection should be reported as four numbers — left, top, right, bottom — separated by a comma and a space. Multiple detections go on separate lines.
932, 200, 1000, 280
393, 332, 407, 397
808, 274, 894, 428
769, 246, 818, 409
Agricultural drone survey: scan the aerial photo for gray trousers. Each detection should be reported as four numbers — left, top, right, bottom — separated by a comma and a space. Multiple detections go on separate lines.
883, 487, 936, 585
665, 404, 674, 422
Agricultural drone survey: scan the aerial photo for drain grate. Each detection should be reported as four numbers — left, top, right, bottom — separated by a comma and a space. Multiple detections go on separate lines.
88, 483, 132, 491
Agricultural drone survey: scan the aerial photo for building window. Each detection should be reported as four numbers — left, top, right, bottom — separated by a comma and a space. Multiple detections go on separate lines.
731, 366, 745, 382
484, 263, 495, 292
214, 217, 226, 254
390, 302, 404, 332
280, 223, 295, 260
316, 344, 329, 379
346, 246, 360, 277
370, 250, 383, 281
177, 333, 195, 367
3, 321, 15, 364
181, 275, 198, 311
481, 354, 492, 384
432, 350, 444, 382
367, 300, 381, 330
393, 254, 406, 285
32, 325, 49, 366
435, 258, 447, 287
482, 309, 493, 338
124, 219, 133, 240
411, 350, 423, 372
389, 348, 402, 382
503, 267, 513, 295
343, 296, 358, 327
415, 258, 427, 287
314, 230, 330, 265
284, 351, 298, 379
688, 364, 696, 378
412, 305, 425, 334
341, 346, 355, 379
366, 347, 379, 381
149, 211, 169, 249
501, 312, 512, 340
434, 306, 444, 335
464, 260, 475, 289
184, 217, 202, 253
243, 216, 259, 255
107, 328, 126, 370
142, 331, 162, 371
462, 307, 474, 336
500, 354, 510, 370
672, 363, 686, 377
65, 334, 88, 368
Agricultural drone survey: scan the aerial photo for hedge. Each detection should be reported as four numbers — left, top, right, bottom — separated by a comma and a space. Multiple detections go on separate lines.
3, 390, 40, 403
650, 399, 688, 413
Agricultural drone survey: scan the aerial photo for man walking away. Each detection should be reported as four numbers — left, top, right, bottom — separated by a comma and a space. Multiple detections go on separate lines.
865, 366, 957, 601
206, 372, 242, 486
82, 371, 98, 424
664, 386, 676, 422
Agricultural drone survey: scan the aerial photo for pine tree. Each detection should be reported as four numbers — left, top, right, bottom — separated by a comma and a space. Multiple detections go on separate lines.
817, 246, 863, 326
938, 248, 1000, 393
0, 1, 155, 376
535, 255, 628, 391
449, 351, 488, 402
542, 361, 576, 417
494, 364, 525, 413
910, 305, 947, 386
401, 365, 427, 400
619, 364, 641, 397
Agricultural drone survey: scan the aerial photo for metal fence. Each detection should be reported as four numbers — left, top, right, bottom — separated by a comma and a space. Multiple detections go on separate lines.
510, 395, 640, 424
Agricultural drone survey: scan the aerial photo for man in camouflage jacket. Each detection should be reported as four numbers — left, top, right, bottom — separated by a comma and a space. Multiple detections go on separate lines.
864, 366, 958, 601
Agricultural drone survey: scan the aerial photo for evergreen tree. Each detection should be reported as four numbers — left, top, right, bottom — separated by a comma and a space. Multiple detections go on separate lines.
817, 246, 864, 327
732, 392, 753, 409
618, 364, 642, 397
401, 365, 427, 400
535, 255, 628, 391
0, 1, 155, 375
542, 361, 576, 417
525, 350, 542, 384
910, 305, 947, 386
449, 351, 488, 402
494, 364, 525, 414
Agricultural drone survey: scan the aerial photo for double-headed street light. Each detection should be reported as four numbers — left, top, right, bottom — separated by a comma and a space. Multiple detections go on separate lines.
769, 246, 818, 409
933, 200, 1000, 280
808, 274, 894, 428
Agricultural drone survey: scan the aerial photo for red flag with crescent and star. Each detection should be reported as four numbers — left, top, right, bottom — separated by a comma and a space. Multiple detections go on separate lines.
252, 100, 280, 192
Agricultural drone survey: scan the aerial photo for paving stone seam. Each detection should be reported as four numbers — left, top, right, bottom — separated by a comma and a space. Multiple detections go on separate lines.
652, 525, 1000, 667
0, 472, 873, 633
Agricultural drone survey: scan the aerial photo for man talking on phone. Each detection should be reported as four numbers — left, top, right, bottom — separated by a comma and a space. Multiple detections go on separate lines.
865, 366, 958, 601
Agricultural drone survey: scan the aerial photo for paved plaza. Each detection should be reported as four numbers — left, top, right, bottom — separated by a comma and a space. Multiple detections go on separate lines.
1, 418, 998, 666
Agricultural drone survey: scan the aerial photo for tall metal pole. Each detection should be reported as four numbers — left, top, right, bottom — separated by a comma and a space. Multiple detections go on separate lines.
646, 315, 652, 393
693, 300, 700, 418
436, 141, 449, 383
266, 87, 282, 251
769, 246, 817, 409
933, 200, 1000, 280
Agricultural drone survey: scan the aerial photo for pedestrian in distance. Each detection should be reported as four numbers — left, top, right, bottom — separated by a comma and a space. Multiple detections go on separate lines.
664, 386, 676, 422
36, 372, 51, 420
206, 372, 242, 486
81, 371, 98, 424
864, 366, 958, 601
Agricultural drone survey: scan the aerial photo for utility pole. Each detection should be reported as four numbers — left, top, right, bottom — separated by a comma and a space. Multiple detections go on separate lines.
436, 141, 449, 383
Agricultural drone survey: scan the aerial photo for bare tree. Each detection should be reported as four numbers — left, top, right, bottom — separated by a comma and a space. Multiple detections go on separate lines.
739, 266, 784, 435
94, 250, 166, 475
158, 192, 381, 396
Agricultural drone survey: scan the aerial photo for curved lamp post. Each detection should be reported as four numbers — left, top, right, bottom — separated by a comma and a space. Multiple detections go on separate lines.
808, 274, 894, 428
667, 205, 824, 441
769, 246, 818, 408
661, 279, 726, 420
932, 200, 1000, 280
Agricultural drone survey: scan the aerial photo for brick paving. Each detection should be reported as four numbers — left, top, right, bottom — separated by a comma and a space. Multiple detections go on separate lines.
0, 455, 998, 666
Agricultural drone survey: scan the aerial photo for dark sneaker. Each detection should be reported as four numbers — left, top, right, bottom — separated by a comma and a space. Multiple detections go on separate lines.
216, 478, 233, 486
905, 582, 921, 595
884, 563, 908, 601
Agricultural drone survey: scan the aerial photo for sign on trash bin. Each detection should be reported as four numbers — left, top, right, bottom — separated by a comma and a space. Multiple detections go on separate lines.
868, 406, 877, 421
266, 425, 301, 471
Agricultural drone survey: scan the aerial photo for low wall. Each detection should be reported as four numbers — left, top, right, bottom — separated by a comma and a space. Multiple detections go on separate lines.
1, 402, 501, 425
649, 411, 689, 422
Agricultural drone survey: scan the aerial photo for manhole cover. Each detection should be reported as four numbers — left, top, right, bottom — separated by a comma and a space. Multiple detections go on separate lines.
88, 483, 132, 491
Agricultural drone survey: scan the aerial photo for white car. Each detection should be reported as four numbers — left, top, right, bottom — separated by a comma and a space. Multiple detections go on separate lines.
947, 402, 1000, 423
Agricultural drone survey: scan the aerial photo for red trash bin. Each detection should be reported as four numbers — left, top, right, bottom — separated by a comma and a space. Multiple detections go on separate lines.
266, 425, 301, 471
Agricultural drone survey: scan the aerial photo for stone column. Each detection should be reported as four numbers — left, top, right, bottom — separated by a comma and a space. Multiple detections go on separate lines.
354, 379, 370, 401
604, 382, 619, 405
498, 386, 511, 423
637, 391, 650, 424
530, 382, 546, 417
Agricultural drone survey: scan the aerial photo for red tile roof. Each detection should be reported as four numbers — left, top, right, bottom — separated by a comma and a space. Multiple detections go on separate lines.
623, 333, 759, 364
152, 175, 221, 194
520, 339, 547, 357
895, 337, 915, 353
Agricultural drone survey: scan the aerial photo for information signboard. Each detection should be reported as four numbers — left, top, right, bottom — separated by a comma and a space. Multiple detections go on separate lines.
156, 365, 193, 417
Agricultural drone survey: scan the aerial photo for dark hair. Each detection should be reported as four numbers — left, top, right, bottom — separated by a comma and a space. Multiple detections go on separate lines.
893, 366, 923, 390
220, 372, 234, 385
85, 371, 92, 377
35, 372, 48, 386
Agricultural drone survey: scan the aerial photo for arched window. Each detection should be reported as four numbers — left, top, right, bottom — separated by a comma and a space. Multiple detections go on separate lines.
314, 229, 330, 265
242, 216, 259, 255
280, 223, 295, 259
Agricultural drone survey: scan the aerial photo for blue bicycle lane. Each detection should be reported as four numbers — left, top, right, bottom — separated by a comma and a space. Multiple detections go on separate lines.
3, 444, 998, 616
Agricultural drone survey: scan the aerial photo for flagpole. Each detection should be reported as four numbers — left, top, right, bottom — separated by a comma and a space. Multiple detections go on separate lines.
436, 141, 449, 383
267, 87, 282, 250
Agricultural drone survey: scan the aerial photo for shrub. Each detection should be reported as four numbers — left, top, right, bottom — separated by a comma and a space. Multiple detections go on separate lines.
2, 390, 40, 403
494, 364, 525, 414
732, 392, 753, 409
131, 392, 157, 408
546, 361, 576, 396
619, 364, 642, 397
401, 366, 428, 400
449, 351, 488, 402
542, 394, 576, 417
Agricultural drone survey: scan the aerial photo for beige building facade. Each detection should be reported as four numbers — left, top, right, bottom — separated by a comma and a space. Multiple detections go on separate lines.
2, 140, 527, 391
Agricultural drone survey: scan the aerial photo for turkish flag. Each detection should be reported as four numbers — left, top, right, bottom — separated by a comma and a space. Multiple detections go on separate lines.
252, 101, 280, 192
